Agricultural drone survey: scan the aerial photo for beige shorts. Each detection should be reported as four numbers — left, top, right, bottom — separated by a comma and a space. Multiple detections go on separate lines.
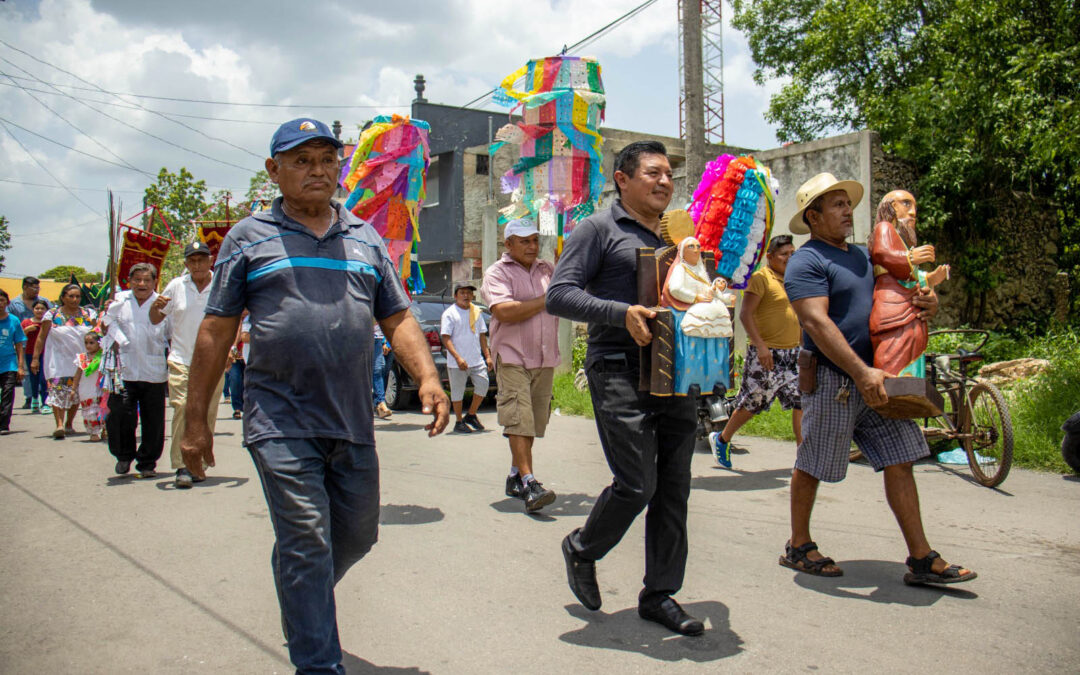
495, 360, 554, 438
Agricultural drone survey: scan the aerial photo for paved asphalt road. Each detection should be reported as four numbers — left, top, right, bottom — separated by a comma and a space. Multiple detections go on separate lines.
1, 400, 1078, 674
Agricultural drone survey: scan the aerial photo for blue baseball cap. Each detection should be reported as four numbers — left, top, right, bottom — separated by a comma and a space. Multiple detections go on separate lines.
269, 118, 344, 156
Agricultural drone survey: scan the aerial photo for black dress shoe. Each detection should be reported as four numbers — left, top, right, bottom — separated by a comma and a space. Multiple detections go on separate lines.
638, 596, 704, 636
562, 532, 601, 610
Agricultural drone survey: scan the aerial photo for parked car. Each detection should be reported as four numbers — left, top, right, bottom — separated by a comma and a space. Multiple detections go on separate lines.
383, 293, 498, 409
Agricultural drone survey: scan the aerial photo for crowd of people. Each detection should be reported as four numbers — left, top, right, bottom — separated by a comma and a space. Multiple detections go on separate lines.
0, 119, 979, 675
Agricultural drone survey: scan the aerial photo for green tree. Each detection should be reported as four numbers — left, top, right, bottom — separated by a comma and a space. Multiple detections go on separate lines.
245, 169, 279, 208
0, 216, 10, 274
40, 265, 101, 282
142, 167, 209, 244
731, 0, 1080, 323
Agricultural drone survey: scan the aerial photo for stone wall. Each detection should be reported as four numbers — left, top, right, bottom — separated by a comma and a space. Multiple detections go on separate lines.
933, 192, 1063, 328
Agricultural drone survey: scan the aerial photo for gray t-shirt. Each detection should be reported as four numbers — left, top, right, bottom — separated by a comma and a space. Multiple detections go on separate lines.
205, 198, 410, 446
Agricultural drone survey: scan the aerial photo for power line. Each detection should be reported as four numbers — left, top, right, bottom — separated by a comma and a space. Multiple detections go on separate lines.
0, 119, 103, 217
0, 72, 410, 109
1, 72, 146, 174
0, 177, 250, 194
0, 116, 158, 176
0, 44, 264, 165
9, 216, 104, 239
0, 80, 283, 125
459, 0, 660, 109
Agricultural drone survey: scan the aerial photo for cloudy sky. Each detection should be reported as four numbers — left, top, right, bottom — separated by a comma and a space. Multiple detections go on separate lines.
0, 0, 782, 278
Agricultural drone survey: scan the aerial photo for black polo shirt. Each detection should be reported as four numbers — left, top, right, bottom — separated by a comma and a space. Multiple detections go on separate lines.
546, 201, 664, 368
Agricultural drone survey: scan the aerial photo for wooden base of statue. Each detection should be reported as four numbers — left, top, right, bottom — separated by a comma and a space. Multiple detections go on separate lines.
876, 377, 944, 419
639, 309, 675, 396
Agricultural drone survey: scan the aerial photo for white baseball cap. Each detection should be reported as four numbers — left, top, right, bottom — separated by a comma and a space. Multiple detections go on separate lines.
504, 219, 539, 240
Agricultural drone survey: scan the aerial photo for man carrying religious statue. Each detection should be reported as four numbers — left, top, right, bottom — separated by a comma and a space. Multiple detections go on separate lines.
548, 140, 706, 637
780, 172, 976, 587
870, 189, 950, 378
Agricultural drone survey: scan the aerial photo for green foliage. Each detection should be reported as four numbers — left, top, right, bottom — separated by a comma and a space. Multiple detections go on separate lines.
142, 167, 208, 243
731, 0, 1080, 321
571, 334, 588, 372
1004, 327, 1080, 472
0, 215, 10, 273
246, 170, 279, 205
552, 371, 593, 419
40, 265, 101, 282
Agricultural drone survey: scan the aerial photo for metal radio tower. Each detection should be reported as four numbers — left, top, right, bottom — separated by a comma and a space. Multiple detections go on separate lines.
678, 0, 725, 145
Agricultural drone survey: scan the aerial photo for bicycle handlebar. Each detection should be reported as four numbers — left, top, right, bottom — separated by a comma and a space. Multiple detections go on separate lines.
926, 329, 990, 359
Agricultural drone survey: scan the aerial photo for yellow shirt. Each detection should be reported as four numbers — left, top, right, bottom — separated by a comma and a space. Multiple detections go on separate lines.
746, 266, 801, 349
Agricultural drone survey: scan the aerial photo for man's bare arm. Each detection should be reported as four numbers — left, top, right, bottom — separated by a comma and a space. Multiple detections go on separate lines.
789, 296, 890, 407
490, 296, 546, 324
381, 309, 449, 436
180, 314, 241, 477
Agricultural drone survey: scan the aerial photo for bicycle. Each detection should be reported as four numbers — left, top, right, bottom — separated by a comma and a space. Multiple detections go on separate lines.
922, 329, 1014, 487
849, 329, 1014, 487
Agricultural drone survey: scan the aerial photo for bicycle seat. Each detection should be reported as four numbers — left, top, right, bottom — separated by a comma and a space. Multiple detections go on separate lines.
956, 348, 983, 363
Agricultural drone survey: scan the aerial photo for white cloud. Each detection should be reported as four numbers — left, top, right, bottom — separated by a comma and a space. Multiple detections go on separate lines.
0, 0, 782, 277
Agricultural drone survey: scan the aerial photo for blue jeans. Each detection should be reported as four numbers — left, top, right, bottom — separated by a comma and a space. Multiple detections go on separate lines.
23, 352, 46, 404
248, 437, 381, 675
372, 338, 386, 406
227, 361, 245, 413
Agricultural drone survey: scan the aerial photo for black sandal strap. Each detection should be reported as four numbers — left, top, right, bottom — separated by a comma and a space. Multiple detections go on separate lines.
905, 550, 941, 574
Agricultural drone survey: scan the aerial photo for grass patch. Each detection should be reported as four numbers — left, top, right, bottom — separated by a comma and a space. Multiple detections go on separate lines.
739, 404, 798, 442
552, 371, 593, 419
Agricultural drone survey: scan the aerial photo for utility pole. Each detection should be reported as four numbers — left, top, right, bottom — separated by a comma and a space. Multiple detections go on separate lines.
681, 0, 706, 191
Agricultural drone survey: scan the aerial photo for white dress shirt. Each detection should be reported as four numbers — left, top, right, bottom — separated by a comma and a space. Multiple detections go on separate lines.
159, 272, 213, 366
105, 290, 168, 383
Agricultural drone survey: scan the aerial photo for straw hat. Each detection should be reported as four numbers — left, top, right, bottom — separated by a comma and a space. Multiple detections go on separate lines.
788, 173, 864, 235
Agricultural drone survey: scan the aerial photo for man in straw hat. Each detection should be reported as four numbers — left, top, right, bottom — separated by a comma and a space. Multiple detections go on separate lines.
779, 172, 976, 587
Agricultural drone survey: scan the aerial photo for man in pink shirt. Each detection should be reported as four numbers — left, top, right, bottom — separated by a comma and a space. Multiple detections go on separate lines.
481, 219, 561, 513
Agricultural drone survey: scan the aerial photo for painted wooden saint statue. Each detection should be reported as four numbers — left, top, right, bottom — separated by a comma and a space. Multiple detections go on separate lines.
869, 190, 950, 377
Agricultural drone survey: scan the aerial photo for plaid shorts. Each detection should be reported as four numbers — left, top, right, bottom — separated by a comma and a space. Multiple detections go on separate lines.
795, 365, 929, 482
733, 345, 801, 414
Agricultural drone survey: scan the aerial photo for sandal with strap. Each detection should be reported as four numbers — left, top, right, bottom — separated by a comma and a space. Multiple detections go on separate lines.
904, 550, 977, 586
779, 540, 843, 577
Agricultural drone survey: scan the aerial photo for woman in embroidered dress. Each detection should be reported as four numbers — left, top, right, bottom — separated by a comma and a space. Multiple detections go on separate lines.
30, 284, 97, 439
72, 330, 107, 441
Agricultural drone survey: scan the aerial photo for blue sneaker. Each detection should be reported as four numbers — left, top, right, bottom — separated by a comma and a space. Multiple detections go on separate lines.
40, 405, 52, 415
709, 432, 732, 469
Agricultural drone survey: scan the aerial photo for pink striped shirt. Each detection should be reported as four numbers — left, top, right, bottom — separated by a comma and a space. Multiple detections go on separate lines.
481, 253, 561, 369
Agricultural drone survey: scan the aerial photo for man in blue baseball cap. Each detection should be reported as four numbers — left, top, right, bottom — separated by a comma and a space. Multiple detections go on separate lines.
182, 117, 449, 674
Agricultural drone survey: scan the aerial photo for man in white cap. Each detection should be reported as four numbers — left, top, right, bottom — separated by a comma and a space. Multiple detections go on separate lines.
780, 172, 976, 587
150, 240, 221, 489
481, 218, 559, 512
441, 282, 493, 434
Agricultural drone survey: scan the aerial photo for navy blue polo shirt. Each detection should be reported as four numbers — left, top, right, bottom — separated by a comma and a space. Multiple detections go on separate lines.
205, 198, 410, 446
783, 239, 875, 374
546, 201, 664, 368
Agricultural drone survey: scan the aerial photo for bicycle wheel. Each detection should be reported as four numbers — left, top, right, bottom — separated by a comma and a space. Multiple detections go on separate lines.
962, 382, 1014, 487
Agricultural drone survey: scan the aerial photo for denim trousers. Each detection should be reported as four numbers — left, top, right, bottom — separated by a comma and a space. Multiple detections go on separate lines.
569, 355, 698, 600
23, 353, 46, 404
227, 361, 245, 413
372, 338, 386, 406
248, 437, 380, 675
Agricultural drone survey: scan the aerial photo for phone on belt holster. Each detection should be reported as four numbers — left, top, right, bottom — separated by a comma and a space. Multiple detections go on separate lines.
798, 349, 817, 394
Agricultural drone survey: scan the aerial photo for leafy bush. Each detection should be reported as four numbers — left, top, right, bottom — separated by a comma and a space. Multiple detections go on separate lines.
1004, 327, 1080, 472
552, 371, 593, 419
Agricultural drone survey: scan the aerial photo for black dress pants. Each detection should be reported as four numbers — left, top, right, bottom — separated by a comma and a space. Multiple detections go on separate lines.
106, 380, 167, 471
570, 354, 698, 600
0, 370, 18, 432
